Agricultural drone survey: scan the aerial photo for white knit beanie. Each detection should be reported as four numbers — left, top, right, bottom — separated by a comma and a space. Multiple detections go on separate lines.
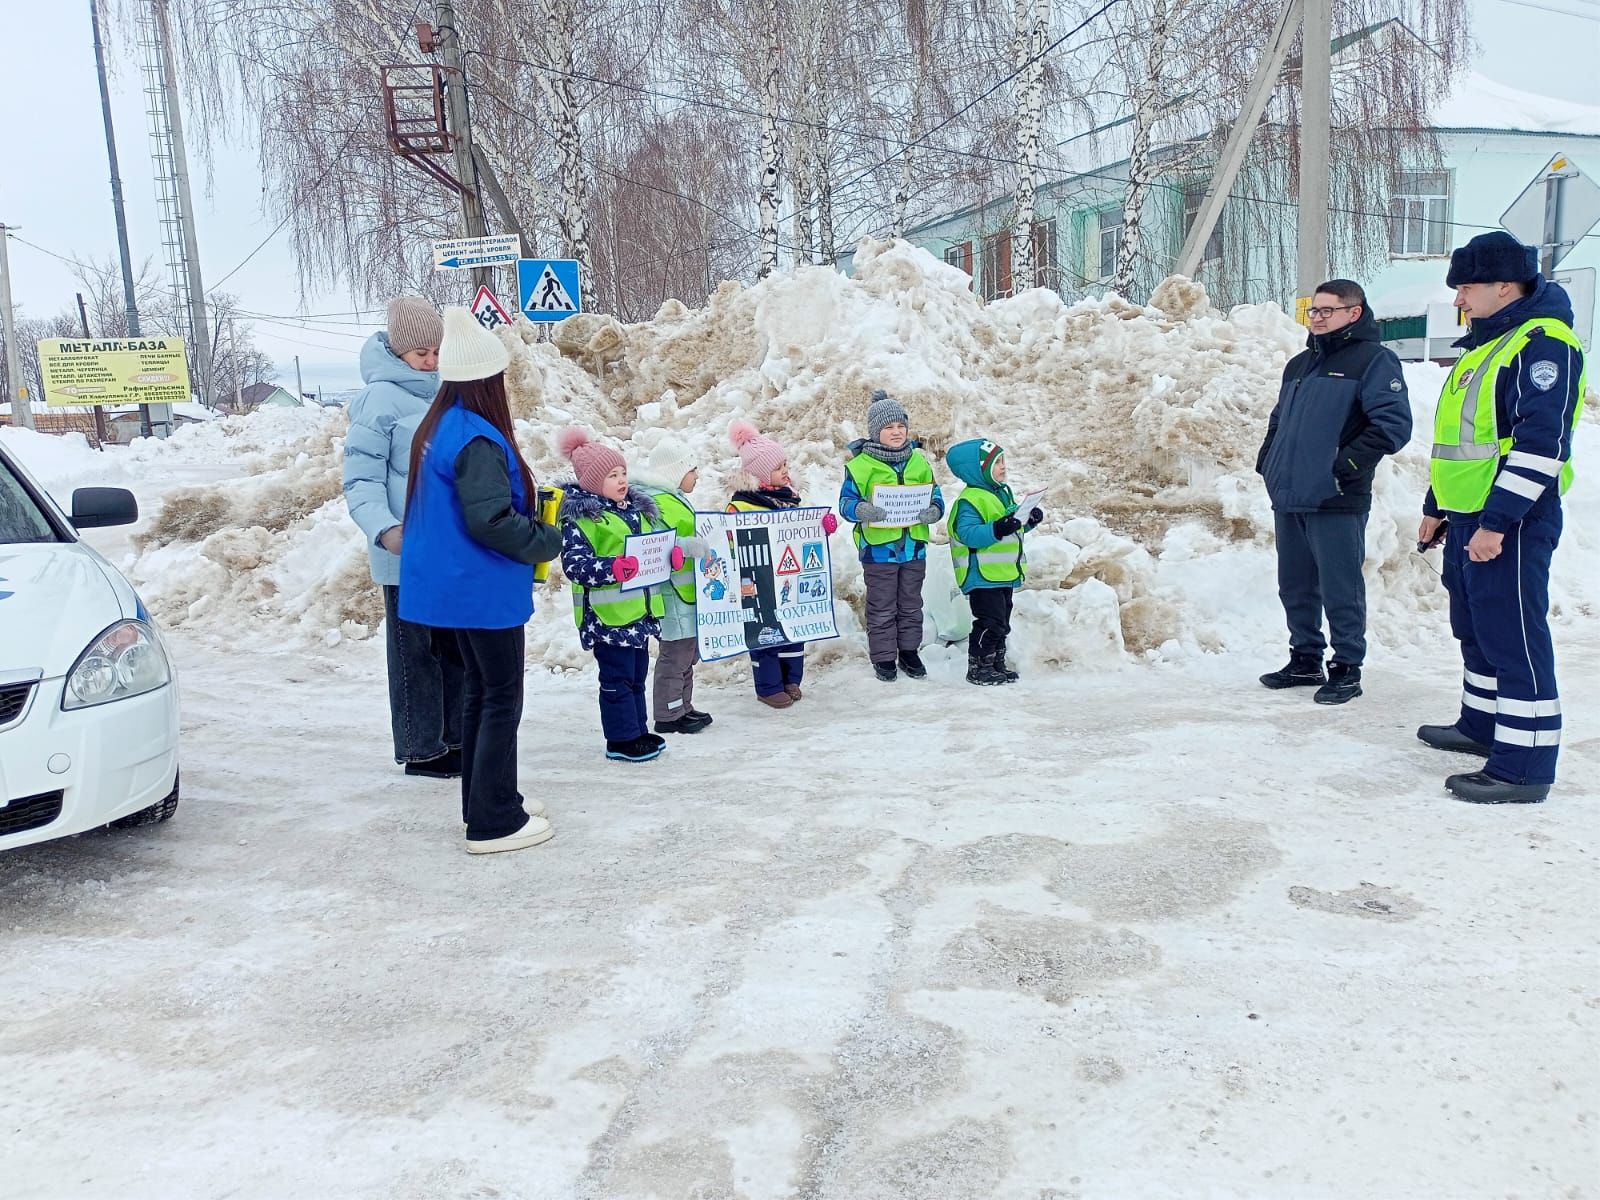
645, 436, 697, 491
437, 306, 510, 382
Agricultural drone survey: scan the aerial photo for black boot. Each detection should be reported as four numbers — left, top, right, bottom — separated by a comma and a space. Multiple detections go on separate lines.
966, 656, 1006, 686
1445, 770, 1549, 804
873, 661, 898, 682
1314, 663, 1362, 705
993, 638, 1019, 683
896, 650, 927, 679
1260, 653, 1326, 690
1417, 724, 1492, 756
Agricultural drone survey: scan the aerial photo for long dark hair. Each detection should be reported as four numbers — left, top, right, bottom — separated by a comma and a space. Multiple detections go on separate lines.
406, 374, 537, 513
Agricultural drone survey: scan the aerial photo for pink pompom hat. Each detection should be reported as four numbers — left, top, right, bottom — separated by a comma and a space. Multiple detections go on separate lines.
728, 419, 787, 483
558, 426, 627, 494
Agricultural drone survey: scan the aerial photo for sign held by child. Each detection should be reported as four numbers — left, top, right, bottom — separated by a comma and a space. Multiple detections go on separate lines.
693, 507, 839, 662
868, 483, 936, 528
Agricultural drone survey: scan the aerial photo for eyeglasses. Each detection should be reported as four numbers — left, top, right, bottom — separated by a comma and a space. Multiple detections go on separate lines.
1306, 305, 1356, 319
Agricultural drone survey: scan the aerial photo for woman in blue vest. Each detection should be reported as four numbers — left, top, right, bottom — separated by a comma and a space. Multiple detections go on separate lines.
400, 308, 562, 855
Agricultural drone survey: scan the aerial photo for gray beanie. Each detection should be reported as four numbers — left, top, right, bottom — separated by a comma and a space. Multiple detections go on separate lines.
386, 296, 443, 357
866, 389, 909, 441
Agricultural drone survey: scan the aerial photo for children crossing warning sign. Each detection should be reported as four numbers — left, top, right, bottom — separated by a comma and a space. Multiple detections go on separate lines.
470, 285, 514, 331
776, 545, 801, 574
516, 258, 582, 322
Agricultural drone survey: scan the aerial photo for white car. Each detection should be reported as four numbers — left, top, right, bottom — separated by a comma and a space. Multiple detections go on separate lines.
0, 440, 180, 851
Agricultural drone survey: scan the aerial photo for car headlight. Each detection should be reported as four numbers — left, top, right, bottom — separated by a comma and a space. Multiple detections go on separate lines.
62, 620, 172, 710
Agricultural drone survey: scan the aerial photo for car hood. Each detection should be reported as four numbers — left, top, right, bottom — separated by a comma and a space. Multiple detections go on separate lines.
0, 541, 132, 678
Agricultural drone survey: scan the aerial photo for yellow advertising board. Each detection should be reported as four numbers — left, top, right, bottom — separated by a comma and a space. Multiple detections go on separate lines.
37, 337, 191, 407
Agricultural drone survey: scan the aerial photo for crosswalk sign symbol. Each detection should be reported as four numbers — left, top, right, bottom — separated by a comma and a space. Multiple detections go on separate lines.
801, 542, 823, 571
776, 545, 801, 575
517, 258, 583, 322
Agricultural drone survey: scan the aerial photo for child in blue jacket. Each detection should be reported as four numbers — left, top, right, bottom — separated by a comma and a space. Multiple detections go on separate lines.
945, 438, 1043, 685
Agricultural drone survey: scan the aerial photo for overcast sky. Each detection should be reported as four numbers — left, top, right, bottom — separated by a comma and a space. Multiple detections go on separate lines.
2, 0, 1595, 392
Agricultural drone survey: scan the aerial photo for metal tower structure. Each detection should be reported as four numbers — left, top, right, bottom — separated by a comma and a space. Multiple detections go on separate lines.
137, 0, 212, 414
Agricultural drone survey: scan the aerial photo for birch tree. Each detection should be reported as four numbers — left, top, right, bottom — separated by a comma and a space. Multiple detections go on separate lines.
1010, 0, 1051, 293
757, 0, 784, 276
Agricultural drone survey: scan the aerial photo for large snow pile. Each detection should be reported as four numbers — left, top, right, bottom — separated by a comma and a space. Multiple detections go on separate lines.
59, 238, 1597, 669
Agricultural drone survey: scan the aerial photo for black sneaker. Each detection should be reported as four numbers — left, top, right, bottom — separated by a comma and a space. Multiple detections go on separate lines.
606, 737, 662, 763
643, 732, 667, 750
1314, 663, 1362, 705
966, 660, 1007, 686
653, 716, 704, 735
1260, 654, 1326, 689
684, 710, 714, 731
1445, 770, 1549, 805
1417, 724, 1492, 756
897, 650, 928, 679
873, 661, 898, 682
405, 748, 462, 779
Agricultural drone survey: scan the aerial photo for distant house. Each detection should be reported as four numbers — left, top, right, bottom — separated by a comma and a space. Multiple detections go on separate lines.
103, 409, 207, 445
836, 32, 1599, 361
238, 383, 302, 410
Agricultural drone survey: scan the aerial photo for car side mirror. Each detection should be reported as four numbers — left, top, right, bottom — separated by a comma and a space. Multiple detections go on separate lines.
71, 487, 139, 530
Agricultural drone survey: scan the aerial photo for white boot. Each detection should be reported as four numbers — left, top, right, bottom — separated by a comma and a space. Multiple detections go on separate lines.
523, 796, 548, 819
466, 815, 554, 855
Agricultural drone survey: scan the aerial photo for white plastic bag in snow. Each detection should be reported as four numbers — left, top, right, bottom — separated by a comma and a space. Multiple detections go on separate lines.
924, 548, 972, 643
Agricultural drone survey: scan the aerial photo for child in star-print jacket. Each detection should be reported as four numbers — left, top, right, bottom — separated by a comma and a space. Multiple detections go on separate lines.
557, 427, 680, 764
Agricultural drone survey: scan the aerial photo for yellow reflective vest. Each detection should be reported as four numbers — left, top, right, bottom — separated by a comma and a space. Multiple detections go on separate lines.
949, 485, 1025, 588
1431, 318, 1586, 512
571, 509, 667, 628
845, 450, 935, 548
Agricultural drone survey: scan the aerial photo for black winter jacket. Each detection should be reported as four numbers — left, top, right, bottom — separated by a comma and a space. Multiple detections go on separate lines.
1256, 307, 1412, 513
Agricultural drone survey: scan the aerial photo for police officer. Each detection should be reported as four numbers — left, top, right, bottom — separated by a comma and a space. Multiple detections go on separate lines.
1417, 232, 1587, 804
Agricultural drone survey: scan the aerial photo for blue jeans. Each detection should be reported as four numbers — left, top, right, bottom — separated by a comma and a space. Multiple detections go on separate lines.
383, 585, 463, 763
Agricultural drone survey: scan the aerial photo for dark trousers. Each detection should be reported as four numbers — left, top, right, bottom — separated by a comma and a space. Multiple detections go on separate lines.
595, 641, 650, 741
968, 587, 1014, 662
382, 584, 464, 763
751, 643, 805, 696
653, 636, 699, 722
862, 558, 928, 662
1272, 510, 1369, 666
1443, 502, 1564, 786
457, 626, 528, 842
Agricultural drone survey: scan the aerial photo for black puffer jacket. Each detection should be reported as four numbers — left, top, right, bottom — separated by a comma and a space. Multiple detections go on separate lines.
1256, 307, 1413, 513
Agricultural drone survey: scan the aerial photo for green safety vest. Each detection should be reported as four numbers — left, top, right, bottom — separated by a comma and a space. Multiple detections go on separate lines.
846, 450, 936, 548
571, 509, 667, 628
949, 485, 1025, 587
641, 487, 697, 604
1431, 317, 1586, 513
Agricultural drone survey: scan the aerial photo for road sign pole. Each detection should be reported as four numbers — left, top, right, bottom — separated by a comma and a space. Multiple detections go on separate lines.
1541, 173, 1565, 279
0, 224, 32, 431
435, 0, 492, 293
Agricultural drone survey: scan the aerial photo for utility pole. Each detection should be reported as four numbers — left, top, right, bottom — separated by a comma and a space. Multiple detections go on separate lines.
76, 292, 111, 448
0, 225, 31, 431
1296, 0, 1332, 302
228, 317, 244, 411
434, 0, 492, 291
91, 0, 153, 438
151, 0, 214, 421
294, 355, 304, 403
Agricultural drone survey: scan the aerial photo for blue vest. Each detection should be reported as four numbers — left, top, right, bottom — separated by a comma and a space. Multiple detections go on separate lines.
398, 403, 534, 630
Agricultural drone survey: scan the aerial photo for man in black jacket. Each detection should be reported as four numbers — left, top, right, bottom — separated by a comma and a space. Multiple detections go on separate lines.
1256, 279, 1412, 703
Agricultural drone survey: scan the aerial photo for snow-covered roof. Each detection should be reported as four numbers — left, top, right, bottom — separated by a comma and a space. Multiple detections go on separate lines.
1432, 72, 1600, 137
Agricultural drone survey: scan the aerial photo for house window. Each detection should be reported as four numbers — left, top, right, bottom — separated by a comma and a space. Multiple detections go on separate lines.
979, 231, 1013, 300
1390, 170, 1451, 257
1098, 208, 1122, 280
1182, 185, 1225, 263
943, 241, 974, 276
1031, 219, 1059, 290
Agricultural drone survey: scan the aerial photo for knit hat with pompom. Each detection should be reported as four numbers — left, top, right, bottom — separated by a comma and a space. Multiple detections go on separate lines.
557, 426, 627, 495
729, 419, 787, 483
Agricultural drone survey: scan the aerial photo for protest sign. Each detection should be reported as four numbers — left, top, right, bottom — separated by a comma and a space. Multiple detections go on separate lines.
692, 507, 839, 662
1012, 488, 1046, 523
621, 529, 676, 592
868, 483, 935, 528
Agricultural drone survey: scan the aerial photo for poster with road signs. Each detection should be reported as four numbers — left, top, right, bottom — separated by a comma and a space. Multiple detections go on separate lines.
692, 507, 838, 663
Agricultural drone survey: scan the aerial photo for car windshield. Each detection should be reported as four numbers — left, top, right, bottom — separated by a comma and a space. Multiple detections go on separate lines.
0, 454, 62, 544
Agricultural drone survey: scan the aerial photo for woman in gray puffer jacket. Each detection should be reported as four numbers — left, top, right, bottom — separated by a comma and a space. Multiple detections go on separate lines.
342, 297, 464, 778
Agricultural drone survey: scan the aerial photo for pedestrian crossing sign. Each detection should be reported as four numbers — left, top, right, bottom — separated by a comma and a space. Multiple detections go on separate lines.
517, 258, 583, 322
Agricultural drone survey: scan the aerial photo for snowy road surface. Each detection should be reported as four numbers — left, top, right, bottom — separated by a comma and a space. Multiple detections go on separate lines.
4, 629, 1597, 1198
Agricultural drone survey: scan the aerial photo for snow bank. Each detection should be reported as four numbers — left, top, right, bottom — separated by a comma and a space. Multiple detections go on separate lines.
93, 240, 1600, 671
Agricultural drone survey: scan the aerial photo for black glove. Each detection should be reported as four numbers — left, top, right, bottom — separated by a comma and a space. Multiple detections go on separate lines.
992, 514, 1023, 539
1025, 506, 1044, 529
